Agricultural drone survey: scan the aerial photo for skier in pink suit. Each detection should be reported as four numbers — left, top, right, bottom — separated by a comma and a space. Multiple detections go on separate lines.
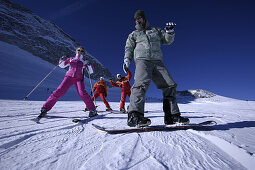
34, 46, 97, 122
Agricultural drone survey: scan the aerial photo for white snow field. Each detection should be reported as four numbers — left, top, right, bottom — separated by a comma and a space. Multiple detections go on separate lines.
1, 41, 255, 169
0, 98, 255, 170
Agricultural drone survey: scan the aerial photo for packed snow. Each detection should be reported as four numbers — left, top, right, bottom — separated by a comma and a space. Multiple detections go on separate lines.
0, 98, 255, 170
1, 41, 255, 169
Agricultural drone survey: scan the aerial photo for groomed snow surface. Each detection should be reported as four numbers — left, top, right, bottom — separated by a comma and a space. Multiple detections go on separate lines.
1, 98, 255, 170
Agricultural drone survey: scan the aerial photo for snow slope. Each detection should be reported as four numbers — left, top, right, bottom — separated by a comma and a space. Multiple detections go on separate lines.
0, 0, 115, 81
0, 97, 255, 170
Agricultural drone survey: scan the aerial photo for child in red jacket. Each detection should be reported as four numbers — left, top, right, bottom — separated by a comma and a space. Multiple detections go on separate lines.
110, 69, 132, 113
91, 77, 112, 111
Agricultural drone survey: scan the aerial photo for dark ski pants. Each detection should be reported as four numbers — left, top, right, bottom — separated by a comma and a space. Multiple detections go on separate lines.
128, 60, 180, 115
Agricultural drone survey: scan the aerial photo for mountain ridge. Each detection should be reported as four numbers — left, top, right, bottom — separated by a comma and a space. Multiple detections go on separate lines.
0, 0, 116, 81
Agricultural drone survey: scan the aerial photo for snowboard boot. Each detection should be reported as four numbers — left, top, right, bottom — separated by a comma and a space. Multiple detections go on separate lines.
89, 110, 98, 117
172, 113, 190, 124
163, 99, 174, 124
163, 99, 189, 125
127, 111, 151, 127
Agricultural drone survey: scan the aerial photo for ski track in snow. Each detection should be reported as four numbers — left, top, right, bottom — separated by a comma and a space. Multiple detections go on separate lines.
0, 99, 255, 170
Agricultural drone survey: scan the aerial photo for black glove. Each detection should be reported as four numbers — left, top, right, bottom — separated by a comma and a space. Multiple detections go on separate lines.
61, 56, 67, 60
59, 56, 66, 64
84, 60, 90, 65
105, 93, 107, 97
90, 91, 93, 96
165, 22, 176, 33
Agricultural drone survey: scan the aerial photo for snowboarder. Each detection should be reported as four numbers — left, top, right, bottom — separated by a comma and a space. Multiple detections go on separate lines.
90, 77, 112, 111
110, 68, 132, 113
123, 10, 189, 127
34, 46, 97, 122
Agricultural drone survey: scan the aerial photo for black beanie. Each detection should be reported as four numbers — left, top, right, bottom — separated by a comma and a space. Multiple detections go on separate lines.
134, 10, 146, 20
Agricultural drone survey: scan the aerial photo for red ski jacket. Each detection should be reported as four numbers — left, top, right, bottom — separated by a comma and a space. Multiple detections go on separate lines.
93, 80, 107, 94
110, 70, 132, 92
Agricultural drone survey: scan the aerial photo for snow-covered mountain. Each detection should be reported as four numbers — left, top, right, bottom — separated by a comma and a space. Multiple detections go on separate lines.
146, 89, 217, 103
0, 0, 115, 81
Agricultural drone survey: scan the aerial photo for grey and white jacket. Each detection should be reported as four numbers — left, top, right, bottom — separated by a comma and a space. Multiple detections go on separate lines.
124, 21, 175, 62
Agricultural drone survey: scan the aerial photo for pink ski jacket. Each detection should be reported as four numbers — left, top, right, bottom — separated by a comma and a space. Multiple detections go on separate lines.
59, 54, 88, 80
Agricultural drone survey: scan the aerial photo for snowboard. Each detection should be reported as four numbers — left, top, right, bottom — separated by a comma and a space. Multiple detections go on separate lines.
92, 121, 217, 134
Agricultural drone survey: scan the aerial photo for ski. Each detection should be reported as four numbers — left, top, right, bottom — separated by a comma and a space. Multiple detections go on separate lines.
110, 110, 127, 114
73, 110, 122, 123
72, 111, 112, 123
92, 121, 217, 134
72, 117, 89, 123
30, 117, 41, 123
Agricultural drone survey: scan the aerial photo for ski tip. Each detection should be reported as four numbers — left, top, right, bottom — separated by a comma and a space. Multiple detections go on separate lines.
199, 120, 217, 126
72, 119, 81, 123
30, 118, 40, 124
92, 124, 107, 131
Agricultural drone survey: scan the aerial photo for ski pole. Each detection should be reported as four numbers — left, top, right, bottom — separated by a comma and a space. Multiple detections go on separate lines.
23, 58, 65, 100
86, 65, 97, 107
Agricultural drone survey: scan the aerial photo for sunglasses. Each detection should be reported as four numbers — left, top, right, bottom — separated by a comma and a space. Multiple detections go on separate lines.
135, 16, 142, 21
77, 49, 85, 53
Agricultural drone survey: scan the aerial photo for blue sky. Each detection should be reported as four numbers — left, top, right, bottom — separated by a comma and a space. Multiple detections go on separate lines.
11, 0, 255, 101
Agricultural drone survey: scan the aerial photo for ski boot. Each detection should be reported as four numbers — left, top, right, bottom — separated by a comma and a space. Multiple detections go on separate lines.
106, 108, 112, 111
120, 108, 126, 113
31, 108, 47, 123
127, 111, 151, 127
89, 110, 98, 117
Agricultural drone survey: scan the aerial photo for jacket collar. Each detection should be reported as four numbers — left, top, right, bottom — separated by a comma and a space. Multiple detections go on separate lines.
135, 20, 150, 31
74, 54, 84, 60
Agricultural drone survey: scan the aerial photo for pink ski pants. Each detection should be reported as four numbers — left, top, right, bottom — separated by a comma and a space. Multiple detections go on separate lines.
42, 76, 96, 111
